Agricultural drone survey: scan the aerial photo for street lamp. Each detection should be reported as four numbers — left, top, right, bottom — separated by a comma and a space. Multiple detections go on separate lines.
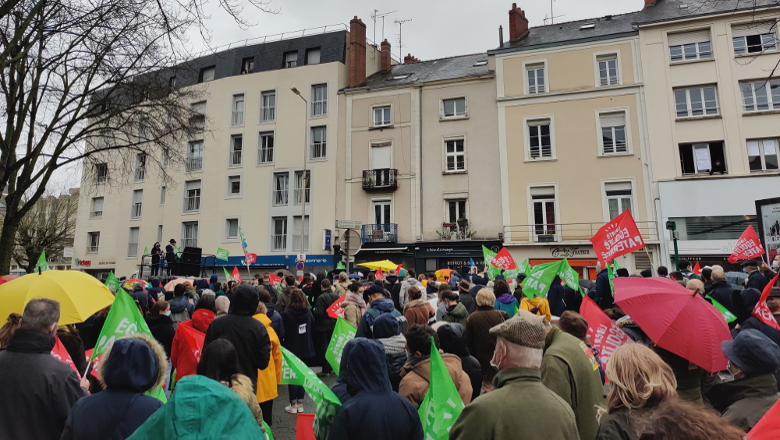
291, 88, 308, 263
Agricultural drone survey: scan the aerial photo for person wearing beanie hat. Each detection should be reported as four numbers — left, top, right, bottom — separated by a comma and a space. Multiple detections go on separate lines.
450, 312, 579, 440
705, 329, 780, 431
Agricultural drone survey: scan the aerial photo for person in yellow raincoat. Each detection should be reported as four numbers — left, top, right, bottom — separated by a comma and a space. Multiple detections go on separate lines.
253, 304, 282, 427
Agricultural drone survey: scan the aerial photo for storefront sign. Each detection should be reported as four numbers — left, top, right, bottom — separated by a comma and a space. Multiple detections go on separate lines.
756, 197, 780, 263
77, 260, 91, 266
550, 247, 591, 258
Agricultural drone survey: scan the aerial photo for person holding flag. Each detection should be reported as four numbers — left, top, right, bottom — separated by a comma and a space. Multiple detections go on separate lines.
450, 312, 580, 440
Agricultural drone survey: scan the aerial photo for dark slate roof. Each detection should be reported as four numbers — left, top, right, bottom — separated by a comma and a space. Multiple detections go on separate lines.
347, 53, 490, 92
490, 0, 780, 54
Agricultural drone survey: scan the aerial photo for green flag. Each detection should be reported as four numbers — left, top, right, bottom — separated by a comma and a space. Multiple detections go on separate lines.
607, 262, 616, 293
522, 261, 561, 299
280, 347, 342, 440
174, 244, 182, 258
223, 266, 231, 281
280, 355, 301, 385
519, 259, 532, 275
325, 318, 357, 375
558, 258, 580, 291
104, 271, 120, 291
418, 337, 464, 440
143, 247, 149, 257
263, 422, 274, 440
216, 248, 229, 262
35, 250, 49, 272
482, 246, 501, 280
707, 296, 737, 323
336, 261, 345, 270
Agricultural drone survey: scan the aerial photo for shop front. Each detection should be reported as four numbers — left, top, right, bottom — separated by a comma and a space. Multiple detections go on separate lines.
73, 258, 116, 280
413, 241, 503, 275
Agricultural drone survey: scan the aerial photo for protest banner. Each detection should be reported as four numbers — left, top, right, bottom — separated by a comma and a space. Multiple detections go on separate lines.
35, 250, 49, 272
325, 318, 357, 375
326, 295, 346, 320
590, 210, 645, 267
558, 258, 580, 291
231, 267, 241, 283
51, 336, 79, 376
491, 247, 517, 270
418, 337, 464, 440
521, 261, 560, 299
216, 248, 229, 262
104, 271, 120, 291
728, 225, 765, 263
178, 323, 205, 365
708, 297, 737, 323
222, 266, 231, 281
753, 275, 780, 331
245, 253, 257, 265
580, 295, 631, 382
748, 397, 780, 439
375, 268, 384, 281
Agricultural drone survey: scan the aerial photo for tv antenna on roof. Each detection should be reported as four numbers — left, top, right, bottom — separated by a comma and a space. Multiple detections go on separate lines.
543, 0, 564, 25
371, 9, 396, 45
394, 18, 411, 62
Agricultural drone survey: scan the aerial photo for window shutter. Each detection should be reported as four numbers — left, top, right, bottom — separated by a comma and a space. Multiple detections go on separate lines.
530, 186, 555, 197
668, 29, 711, 46
732, 22, 777, 38
600, 112, 626, 128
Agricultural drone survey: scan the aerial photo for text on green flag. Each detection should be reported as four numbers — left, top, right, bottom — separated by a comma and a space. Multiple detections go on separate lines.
325, 318, 357, 375
90, 289, 152, 362
521, 261, 561, 299
216, 248, 229, 262
418, 337, 464, 440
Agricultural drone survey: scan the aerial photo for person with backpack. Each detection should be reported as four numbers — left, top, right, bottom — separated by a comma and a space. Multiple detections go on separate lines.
356, 285, 407, 339
168, 284, 194, 329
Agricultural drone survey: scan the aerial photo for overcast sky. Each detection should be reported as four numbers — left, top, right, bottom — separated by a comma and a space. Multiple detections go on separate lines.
191, 0, 642, 60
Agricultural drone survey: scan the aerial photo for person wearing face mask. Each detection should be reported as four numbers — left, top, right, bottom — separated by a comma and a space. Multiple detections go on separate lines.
449, 311, 579, 440
705, 329, 780, 432
0, 299, 89, 440
742, 260, 770, 292
146, 300, 175, 359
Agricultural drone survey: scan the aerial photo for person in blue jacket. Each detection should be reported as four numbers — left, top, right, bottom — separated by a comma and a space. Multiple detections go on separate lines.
328, 338, 423, 440
594, 263, 614, 310
547, 275, 566, 317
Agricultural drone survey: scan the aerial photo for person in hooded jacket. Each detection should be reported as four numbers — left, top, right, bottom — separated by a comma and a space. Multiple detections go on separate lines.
313, 278, 339, 375
275, 275, 297, 314
130, 282, 153, 315
148, 278, 165, 303
466, 289, 510, 391
145, 301, 175, 358
595, 264, 615, 310
171, 304, 215, 382
399, 324, 473, 409
204, 284, 271, 393
168, 284, 194, 329
731, 288, 780, 348
329, 338, 423, 440
215, 295, 230, 318
330, 339, 360, 404
457, 279, 477, 314
547, 275, 566, 317
399, 272, 423, 308
253, 304, 283, 426
442, 289, 469, 327
403, 286, 435, 327
258, 288, 284, 340
61, 333, 167, 440
493, 280, 520, 318
281, 289, 315, 413
705, 329, 780, 432
334, 272, 351, 296
436, 322, 481, 403
372, 313, 407, 391
520, 292, 552, 322
342, 282, 367, 328
356, 285, 406, 339
208, 274, 218, 291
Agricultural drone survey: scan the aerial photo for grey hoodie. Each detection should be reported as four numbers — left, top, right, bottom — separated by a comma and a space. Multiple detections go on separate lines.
399, 278, 422, 308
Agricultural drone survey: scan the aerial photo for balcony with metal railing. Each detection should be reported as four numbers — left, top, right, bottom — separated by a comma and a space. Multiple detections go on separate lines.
362, 169, 398, 191
261, 107, 275, 122
503, 221, 659, 244
183, 196, 200, 212
131, 203, 143, 219
361, 224, 398, 243
437, 221, 476, 241
134, 167, 145, 182
231, 111, 244, 126
90, 211, 102, 219
292, 234, 310, 252
185, 157, 203, 172
230, 150, 242, 166
272, 190, 288, 206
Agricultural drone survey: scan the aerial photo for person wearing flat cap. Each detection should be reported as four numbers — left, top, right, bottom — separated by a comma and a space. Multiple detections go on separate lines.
742, 260, 770, 292
449, 313, 579, 440
705, 329, 780, 432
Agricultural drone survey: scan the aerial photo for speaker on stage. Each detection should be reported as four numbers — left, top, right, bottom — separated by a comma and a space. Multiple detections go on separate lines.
177, 247, 202, 276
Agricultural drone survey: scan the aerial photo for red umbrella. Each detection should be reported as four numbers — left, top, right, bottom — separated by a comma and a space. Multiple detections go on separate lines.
614, 277, 731, 373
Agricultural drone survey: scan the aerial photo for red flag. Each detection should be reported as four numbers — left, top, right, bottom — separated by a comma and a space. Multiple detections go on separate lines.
693, 262, 702, 275
178, 323, 205, 365
269, 273, 282, 287
748, 397, 780, 439
491, 247, 517, 270
395, 264, 402, 275
245, 253, 257, 264
375, 268, 384, 281
295, 413, 316, 440
728, 225, 765, 263
590, 210, 645, 267
51, 336, 79, 377
231, 267, 241, 283
580, 295, 632, 383
84, 348, 101, 379
753, 275, 780, 331
327, 294, 347, 319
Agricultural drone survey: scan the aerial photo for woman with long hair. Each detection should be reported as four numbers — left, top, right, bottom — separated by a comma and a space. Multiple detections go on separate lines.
197, 338, 265, 434
341, 282, 367, 328
0, 313, 21, 350
596, 344, 678, 440
281, 289, 315, 414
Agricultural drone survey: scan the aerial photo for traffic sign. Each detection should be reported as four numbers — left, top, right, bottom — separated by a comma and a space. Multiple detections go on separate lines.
335, 219, 363, 229
296, 262, 304, 271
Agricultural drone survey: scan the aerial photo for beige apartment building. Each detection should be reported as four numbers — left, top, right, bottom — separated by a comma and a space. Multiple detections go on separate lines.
638, 0, 780, 269
73, 22, 383, 278
336, 44, 504, 273
489, 4, 659, 279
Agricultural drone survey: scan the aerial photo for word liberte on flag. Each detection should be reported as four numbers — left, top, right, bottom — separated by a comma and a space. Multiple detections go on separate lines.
590, 209, 645, 267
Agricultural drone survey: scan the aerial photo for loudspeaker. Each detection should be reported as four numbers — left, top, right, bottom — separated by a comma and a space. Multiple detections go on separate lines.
181, 247, 202, 264
176, 262, 201, 277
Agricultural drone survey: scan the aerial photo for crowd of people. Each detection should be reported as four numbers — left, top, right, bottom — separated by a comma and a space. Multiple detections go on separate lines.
0, 256, 779, 440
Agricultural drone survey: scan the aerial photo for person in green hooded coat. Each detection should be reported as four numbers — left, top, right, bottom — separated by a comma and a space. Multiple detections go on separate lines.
441, 289, 469, 328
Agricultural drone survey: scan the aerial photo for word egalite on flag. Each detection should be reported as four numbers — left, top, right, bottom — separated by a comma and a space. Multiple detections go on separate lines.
590, 210, 644, 266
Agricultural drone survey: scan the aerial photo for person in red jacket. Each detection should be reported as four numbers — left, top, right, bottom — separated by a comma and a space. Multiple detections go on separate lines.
171, 297, 216, 382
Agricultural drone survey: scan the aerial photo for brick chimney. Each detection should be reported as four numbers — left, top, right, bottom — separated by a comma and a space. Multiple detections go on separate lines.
644, 0, 657, 6
349, 16, 367, 88
380, 39, 391, 71
508, 3, 529, 41
404, 53, 420, 64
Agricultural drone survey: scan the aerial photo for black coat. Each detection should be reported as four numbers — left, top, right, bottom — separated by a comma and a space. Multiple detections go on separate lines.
0, 330, 87, 440
747, 271, 770, 291
562, 286, 582, 312
151, 244, 162, 264
595, 269, 614, 310
458, 291, 477, 314
705, 280, 737, 315
146, 315, 175, 358
165, 244, 176, 263
131, 288, 152, 314
313, 289, 340, 333
281, 306, 316, 360
548, 276, 566, 317
203, 285, 271, 390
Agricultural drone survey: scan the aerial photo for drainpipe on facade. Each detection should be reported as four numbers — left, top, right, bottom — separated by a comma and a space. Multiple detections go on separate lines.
418, 86, 424, 242
654, 197, 671, 270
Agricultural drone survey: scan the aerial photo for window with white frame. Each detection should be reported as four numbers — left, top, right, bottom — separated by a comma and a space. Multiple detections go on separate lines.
747, 139, 779, 172
740, 80, 780, 112
605, 181, 633, 220
669, 29, 712, 62
227, 175, 241, 198
182, 222, 198, 248
294, 171, 310, 205
198, 66, 215, 83
373, 199, 391, 224
160, 186, 166, 205
229, 135, 242, 167
131, 189, 143, 219
445, 138, 466, 172
272, 217, 287, 250
732, 22, 777, 55
531, 187, 556, 237
231, 94, 244, 126
91, 197, 103, 218
310, 126, 327, 159
127, 227, 140, 258
261, 91, 276, 122
134, 153, 146, 182
95, 163, 108, 183
600, 112, 628, 155
371, 142, 392, 170
189, 101, 206, 132
674, 86, 719, 118
87, 232, 100, 253
679, 141, 727, 175
292, 216, 310, 252
284, 51, 298, 68
162, 150, 169, 168
527, 119, 553, 159
374, 106, 391, 127
186, 140, 204, 172
258, 131, 274, 164
311, 84, 328, 116
526, 64, 546, 94
306, 48, 321, 65
183, 180, 201, 212
597, 55, 618, 86
447, 199, 467, 223
225, 218, 240, 240
273, 173, 289, 206
442, 98, 467, 118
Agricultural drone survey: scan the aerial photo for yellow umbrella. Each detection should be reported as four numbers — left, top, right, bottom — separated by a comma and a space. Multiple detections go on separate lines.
0, 271, 115, 325
358, 260, 399, 272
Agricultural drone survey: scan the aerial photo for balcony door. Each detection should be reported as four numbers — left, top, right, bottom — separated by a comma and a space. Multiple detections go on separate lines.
371, 144, 391, 186
374, 200, 391, 225
530, 186, 557, 240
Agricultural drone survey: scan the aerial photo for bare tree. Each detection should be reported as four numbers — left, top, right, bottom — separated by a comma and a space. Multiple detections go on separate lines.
0, 0, 274, 274
10, 190, 78, 273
